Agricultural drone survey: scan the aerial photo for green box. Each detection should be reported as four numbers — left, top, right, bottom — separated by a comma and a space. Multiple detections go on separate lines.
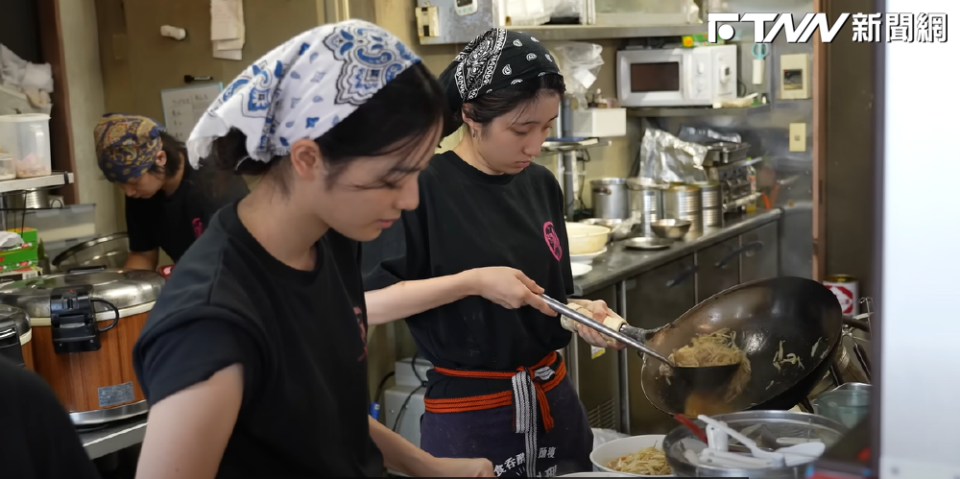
0, 247, 37, 268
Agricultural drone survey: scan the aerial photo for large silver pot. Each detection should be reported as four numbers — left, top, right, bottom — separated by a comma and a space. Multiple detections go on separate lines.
590, 178, 629, 220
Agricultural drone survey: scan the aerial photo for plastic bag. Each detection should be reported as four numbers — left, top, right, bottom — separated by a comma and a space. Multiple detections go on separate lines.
592, 428, 629, 450
553, 0, 583, 18
638, 128, 708, 185
552, 42, 604, 109
505, 0, 555, 26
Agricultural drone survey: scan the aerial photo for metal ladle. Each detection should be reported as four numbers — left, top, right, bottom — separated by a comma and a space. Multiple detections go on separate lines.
541, 295, 740, 390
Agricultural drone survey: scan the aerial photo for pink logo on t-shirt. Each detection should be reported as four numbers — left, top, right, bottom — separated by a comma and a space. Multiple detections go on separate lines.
355, 306, 368, 362
192, 218, 203, 238
543, 221, 562, 261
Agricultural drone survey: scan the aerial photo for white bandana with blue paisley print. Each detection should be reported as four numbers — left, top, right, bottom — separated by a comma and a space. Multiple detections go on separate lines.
187, 19, 421, 168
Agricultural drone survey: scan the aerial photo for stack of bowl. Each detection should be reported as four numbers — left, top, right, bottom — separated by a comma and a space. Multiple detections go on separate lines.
696, 181, 723, 227
663, 184, 702, 233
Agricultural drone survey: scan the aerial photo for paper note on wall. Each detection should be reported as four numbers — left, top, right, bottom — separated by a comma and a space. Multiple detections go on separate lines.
211, 0, 245, 61
160, 83, 224, 142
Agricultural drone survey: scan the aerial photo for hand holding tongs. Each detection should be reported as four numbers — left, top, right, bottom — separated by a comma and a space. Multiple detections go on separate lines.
543, 295, 742, 388
541, 294, 674, 366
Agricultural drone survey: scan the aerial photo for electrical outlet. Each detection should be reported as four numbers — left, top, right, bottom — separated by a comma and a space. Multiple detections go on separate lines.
789, 123, 807, 152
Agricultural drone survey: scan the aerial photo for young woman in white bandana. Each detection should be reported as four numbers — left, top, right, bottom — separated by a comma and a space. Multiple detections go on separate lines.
131, 21, 493, 478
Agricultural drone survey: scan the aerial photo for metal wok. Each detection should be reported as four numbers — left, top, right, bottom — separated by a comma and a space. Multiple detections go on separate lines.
639, 276, 843, 415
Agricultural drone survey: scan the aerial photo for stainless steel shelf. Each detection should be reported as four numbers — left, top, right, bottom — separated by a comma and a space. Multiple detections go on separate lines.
626, 104, 771, 118
0, 171, 74, 194
504, 24, 706, 41
541, 139, 612, 153
80, 417, 147, 459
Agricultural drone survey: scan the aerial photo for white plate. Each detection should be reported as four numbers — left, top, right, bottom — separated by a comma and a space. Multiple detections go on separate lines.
590, 435, 675, 477
571, 247, 607, 263
571, 263, 593, 278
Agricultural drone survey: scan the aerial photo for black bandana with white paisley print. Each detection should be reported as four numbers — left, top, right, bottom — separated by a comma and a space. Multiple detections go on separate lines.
439, 28, 562, 116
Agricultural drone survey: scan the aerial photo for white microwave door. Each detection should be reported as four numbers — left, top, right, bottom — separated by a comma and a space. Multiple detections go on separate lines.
617, 51, 686, 106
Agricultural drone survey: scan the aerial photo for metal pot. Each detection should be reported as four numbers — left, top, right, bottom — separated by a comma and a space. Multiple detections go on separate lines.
590, 178, 629, 220
663, 410, 847, 478
0, 188, 56, 209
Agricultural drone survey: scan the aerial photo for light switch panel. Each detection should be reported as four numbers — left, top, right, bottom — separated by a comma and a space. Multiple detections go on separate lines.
789, 123, 807, 152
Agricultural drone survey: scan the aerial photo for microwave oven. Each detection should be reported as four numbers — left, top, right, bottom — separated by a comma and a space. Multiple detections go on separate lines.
616, 45, 738, 108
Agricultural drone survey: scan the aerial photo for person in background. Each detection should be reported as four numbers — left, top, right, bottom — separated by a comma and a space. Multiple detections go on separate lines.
93, 114, 248, 272
131, 21, 492, 478
0, 357, 101, 479
363, 28, 623, 478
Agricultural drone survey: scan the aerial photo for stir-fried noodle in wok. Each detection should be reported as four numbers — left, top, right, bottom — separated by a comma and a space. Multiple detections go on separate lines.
660, 328, 753, 405
608, 446, 672, 475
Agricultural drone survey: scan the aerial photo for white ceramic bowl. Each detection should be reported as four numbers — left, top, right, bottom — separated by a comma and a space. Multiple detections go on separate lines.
567, 222, 611, 255
571, 247, 607, 263
589, 435, 674, 477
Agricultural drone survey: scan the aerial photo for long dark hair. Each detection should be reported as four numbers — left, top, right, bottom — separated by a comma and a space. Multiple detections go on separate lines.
205, 62, 446, 194
444, 74, 565, 137
149, 130, 186, 177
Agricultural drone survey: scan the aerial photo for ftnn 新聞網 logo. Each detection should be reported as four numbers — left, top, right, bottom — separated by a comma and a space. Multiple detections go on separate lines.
707, 12, 948, 44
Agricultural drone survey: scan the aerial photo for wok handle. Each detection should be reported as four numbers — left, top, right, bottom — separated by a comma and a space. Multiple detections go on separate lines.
714, 241, 764, 269
541, 294, 674, 366
853, 343, 872, 381
666, 264, 698, 288
843, 317, 871, 332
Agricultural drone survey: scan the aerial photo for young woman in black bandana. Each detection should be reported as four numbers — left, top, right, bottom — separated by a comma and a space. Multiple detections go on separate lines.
363, 29, 624, 477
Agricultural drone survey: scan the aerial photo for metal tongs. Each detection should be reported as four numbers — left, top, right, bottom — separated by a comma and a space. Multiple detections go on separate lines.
542, 295, 740, 388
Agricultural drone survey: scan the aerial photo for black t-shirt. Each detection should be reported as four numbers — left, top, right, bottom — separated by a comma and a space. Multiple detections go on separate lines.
0, 358, 101, 479
363, 151, 574, 382
133, 203, 383, 477
125, 163, 248, 262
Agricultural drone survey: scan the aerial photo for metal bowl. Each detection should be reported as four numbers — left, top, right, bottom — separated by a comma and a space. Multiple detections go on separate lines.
650, 219, 692, 240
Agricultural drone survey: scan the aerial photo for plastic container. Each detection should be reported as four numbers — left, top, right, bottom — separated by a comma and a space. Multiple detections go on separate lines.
813, 388, 870, 428
0, 114, 53, 178
0, 153, 15, 180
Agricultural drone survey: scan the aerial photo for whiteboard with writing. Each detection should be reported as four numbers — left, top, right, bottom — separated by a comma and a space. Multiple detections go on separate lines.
160, 83, 223, 141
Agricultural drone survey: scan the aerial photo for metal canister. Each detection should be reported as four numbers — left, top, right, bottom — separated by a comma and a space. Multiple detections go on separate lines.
695, 181, 723, 227
590, 178, 630, 220
626, 179, 662, 224
824, 274, 860, 316
663, 184, 702, 232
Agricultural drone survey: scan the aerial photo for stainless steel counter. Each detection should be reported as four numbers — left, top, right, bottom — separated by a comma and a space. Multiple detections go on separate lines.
573, 209, 783, 296
80, 417, 146, 459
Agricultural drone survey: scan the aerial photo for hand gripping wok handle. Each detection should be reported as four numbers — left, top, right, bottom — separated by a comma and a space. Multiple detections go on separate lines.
541, 294, 674, 366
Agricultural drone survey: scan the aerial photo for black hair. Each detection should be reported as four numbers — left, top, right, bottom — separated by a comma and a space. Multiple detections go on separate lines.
205, 62, 446, 195
149, 130, 186, 177
443, 74, 566, 137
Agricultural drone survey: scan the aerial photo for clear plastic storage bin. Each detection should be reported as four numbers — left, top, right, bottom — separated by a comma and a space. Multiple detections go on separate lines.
0, 113, 53, 178
0, 153, 15, 180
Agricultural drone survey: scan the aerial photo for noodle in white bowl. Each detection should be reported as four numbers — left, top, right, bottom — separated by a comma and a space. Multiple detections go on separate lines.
589, 435, 674, 477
